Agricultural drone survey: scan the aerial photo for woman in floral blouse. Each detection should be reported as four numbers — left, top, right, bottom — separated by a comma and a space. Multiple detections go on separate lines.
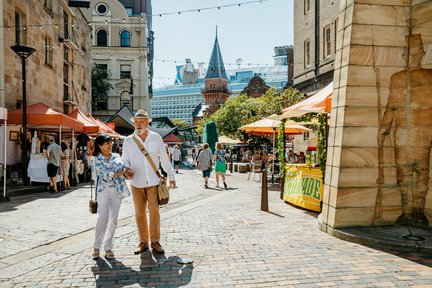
91, 134, 132, 260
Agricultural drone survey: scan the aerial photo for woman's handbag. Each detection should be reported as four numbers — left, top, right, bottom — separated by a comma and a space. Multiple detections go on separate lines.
132, 136, 170, 205
89, 177, 98, 214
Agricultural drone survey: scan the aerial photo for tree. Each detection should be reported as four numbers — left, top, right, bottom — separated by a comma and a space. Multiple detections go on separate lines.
91, 65, 113, 111
196, 87, 304, 140
172, 119, 189, 128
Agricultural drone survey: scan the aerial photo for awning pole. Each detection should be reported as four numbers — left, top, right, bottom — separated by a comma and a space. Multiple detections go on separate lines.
3, 121, 7, 198
59, 125, 62, 187
71, 129, 75, 185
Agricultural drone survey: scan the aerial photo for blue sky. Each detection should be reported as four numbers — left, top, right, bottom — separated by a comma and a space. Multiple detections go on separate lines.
151, 0, 293, 88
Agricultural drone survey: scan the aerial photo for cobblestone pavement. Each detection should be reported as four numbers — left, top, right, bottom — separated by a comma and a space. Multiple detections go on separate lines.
1, 168, 432, 287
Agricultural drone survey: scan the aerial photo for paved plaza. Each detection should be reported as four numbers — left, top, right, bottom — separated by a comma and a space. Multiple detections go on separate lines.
0, 169, 432, 287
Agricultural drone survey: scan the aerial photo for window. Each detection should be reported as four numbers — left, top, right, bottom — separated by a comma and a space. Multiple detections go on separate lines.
44, 0, 53, 13
96, 3, 108, 15
334, 18, 338, 52
63, 11, 69, 40
304, 0, 310, 14
97, 29, 108, 46
15, 11, 26, 45
120, 30, 131, 47
304, 39, 310, 68
96, 64, 108, 72
126, 7, 133, 16
63, 63, 70, 101
323, 25, 331, 58
64, 47, 70, 62
45, 37, 53, 66
120, 65, 131, 79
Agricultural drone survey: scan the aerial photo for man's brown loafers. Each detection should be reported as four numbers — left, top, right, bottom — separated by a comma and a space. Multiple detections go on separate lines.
151, 241, 165, 254
134, 242, 149, 255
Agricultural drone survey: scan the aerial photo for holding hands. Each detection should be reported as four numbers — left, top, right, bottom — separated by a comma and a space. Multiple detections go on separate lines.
125, 167, 134, 179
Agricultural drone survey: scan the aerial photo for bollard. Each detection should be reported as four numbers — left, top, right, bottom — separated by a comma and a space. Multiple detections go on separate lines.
280, 177, 285, 200
261, 169, 268, 211
230, 157, 234, 173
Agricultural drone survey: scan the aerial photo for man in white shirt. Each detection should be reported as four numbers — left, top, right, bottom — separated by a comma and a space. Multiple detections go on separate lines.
122, 109, 176, 254
172, 145, 182, 173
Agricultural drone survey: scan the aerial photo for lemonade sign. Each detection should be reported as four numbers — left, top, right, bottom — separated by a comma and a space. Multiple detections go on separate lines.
283, 165, 323, 212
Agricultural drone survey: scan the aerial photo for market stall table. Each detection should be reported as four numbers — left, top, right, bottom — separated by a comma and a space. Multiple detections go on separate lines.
27, 154, 60, 183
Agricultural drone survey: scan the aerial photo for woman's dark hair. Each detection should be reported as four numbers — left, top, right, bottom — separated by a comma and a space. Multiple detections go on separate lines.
61, 142, 67, 151
93, 134, 112, 156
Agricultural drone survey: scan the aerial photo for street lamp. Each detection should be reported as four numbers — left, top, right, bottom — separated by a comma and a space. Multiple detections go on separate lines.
10, 44, 36, 185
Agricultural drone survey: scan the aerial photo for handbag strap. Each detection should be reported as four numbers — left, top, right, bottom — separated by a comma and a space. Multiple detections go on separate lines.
90, 175, 98, 201
132, 134, 162, 178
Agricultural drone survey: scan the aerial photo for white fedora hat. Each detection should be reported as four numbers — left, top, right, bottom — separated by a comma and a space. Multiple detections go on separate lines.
130, 109, 152, 122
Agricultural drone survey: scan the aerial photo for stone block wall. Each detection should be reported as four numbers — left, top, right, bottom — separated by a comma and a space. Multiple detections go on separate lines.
320, 0, 432, 229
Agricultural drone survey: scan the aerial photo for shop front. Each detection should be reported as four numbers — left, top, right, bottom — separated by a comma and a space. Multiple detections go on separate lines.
283, 164, 323, 212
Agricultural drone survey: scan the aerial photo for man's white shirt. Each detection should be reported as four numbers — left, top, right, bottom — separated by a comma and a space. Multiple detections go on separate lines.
122, 131, 175, 188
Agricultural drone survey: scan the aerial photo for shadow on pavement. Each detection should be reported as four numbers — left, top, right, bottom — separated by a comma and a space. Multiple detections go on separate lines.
91, 252, 193, 286
0, 188, 81, 213
264, 210, 285, 218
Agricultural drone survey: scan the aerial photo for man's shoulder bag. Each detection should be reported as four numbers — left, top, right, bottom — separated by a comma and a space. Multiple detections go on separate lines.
132, 136, 170, 205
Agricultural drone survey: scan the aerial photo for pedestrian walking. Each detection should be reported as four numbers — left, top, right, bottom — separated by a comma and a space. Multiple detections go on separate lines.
122, 109, 176, 255
172, 145, 182, 173
214, 142, 228, 189
91, 134, 131, 260
60, 142, 71, 190
197, 143, 213, 188
46, 136, 62, 193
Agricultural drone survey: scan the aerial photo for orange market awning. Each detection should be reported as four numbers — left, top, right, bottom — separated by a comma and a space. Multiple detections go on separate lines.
68, 108, 99, 134
86, 114, 120, 136
7, 103, 84, 131
274, 82, 333, 120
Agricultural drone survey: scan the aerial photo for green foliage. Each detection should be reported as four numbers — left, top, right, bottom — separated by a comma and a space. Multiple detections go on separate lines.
91, 65, 113, 111
172, 119, 189, 128
203, 121, 218, 152
317, 114, 328, 182
256, 88, 305, 117
196, 87, 304, 140
277, 120, 286, 179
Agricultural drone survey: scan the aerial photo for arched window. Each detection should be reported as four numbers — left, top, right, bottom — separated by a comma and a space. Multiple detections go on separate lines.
120, 30, 130, 47
96, 29, 107, 46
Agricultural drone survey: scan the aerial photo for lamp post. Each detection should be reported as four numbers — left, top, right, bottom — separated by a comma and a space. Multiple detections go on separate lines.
11, 44, 36, 185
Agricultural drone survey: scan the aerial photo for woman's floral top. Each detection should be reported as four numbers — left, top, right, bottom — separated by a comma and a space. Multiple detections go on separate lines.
91, 152, 131, 200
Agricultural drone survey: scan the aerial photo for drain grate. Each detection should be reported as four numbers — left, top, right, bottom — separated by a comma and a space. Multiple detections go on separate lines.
403, 235, 426, 241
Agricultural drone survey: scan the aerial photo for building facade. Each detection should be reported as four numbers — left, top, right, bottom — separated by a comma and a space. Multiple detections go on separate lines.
292, 0, 340, 93
1, 0, 92, 114
82, 0, 152, 121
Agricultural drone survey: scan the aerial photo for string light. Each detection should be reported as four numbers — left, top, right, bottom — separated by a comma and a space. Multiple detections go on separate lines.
0, 0, 269, 28
153, 58, 273, 67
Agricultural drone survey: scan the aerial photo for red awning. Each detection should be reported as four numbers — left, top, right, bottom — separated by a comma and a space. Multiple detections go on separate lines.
163, 133, 183, 143
68, 109, 99, 133
7, 103, 84, 131
86, 114, 119, 136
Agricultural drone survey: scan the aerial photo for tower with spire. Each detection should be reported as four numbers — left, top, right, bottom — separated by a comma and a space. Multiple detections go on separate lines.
202, 28, 230, 115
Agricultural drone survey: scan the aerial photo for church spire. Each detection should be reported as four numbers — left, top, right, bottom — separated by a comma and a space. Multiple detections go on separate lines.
205, 28, 227, 80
